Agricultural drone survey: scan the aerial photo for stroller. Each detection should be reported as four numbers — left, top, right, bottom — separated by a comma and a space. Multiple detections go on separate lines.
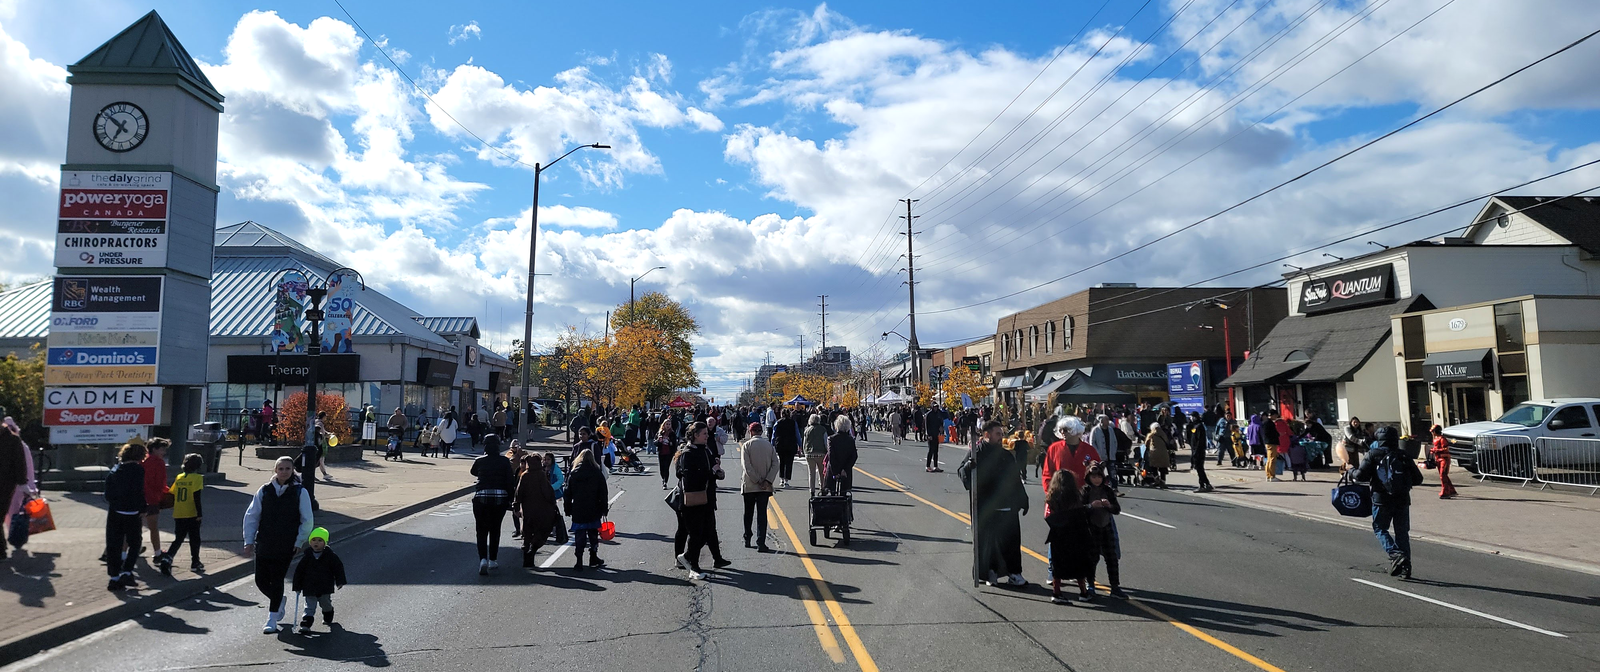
808, 454, 853, 546
613, 442, 648, 474
383, 435, 404, 461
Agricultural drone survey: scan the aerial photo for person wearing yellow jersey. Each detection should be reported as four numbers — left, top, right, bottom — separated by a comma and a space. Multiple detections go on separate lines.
163, 453, 206, 574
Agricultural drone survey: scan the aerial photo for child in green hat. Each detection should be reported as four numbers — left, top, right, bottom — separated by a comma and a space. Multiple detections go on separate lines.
291, 527, 346, 633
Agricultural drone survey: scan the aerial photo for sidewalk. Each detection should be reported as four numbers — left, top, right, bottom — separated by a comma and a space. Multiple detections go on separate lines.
1163, 457, 1600, 576
0, 429, 569, 661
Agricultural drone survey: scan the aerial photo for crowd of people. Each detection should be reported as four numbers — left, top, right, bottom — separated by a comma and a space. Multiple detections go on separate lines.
67, 391, 1443, 633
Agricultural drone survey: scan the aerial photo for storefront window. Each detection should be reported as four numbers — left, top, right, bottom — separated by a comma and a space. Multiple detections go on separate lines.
1501, 375, 1529, 411
1494, 302, 1524, 353
1243, 386, 1273, 417
1302, 384, 1337, 425
404, 384, 425, 416
1407, 381, 1431, 435
1401, 315, 1426, 360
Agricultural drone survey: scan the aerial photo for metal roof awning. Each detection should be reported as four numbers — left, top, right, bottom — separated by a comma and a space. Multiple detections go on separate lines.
1422, 348, 1494, 383
1054, 375, 1137, 403
1024, 373, 1072, 403
996, 375, 1028, 390
1219, 360, 1309, 387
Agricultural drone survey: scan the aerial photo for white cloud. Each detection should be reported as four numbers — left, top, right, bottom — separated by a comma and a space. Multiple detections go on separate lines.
537, 204, 620, 229
0, 17, 68, 283
448, 21, 481, 46
8, 3, 1600, 400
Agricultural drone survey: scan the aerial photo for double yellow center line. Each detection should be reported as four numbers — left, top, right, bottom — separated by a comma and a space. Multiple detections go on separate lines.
852, 465, 1288, 672
769, 496, 880, 672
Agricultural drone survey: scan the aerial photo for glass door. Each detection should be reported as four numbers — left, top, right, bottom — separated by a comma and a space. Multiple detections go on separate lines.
1445, 384, 1488, 426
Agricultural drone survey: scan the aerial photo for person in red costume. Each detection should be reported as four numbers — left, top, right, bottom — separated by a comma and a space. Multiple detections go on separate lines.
1429, 424, 1457, 499
1041, 415, 1100, 495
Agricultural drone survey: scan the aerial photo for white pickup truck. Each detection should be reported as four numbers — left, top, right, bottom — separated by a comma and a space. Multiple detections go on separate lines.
1442, 398, 1600, 474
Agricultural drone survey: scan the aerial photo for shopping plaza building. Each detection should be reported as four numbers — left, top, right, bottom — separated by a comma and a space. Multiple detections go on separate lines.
0, 221, 514, 432
990, 284, 1288, 416
1222, 196, 1600, 438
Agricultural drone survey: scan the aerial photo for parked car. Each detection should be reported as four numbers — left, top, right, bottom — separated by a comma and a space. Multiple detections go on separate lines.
1442, 398, 1600, 474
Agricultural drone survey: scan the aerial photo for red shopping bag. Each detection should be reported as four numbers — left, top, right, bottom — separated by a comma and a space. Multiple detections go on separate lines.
599, 520, 616, 541
24, 497, 54, 535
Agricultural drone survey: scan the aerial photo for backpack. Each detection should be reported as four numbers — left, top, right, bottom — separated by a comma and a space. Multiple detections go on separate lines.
1374, 449, 1412, 497
956, 453, 975, 491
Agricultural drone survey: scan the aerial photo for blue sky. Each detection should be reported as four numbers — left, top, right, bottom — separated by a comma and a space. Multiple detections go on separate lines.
5, 0, 1600, 399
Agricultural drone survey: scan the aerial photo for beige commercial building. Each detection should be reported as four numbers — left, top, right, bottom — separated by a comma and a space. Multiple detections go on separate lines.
1391, 295, 1600, 431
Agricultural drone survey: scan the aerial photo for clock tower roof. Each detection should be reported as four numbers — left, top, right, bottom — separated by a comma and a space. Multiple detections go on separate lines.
68, 10, 223, 109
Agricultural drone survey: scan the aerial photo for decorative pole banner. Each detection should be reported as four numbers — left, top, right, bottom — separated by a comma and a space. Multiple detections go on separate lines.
321, 269, 357, 353
273, 271, 308, 353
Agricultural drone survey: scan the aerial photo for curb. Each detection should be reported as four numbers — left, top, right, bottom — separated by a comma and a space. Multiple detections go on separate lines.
0, 484, 474, 666
1175, 485, 1600, 578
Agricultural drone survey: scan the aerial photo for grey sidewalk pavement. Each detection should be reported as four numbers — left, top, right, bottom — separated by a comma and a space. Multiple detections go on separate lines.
1162, 453, 1600, 576
0, 428, 571, 663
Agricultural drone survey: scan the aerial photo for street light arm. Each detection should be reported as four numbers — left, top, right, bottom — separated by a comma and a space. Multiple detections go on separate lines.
636, 265, 667, 283
327, 267, 367, 292
544, 142, 611, 171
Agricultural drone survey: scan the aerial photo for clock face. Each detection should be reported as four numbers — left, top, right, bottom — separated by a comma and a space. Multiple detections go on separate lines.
94, 102, 148, 152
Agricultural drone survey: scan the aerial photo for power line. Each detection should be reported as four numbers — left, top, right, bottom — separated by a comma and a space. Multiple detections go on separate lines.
918, 22, 1600, 316
832, 0, 1320, 335
329, 0, 538, 170
914, 0, 1339, 266
921, 0, 1424, 277
842, 0, 1119, 279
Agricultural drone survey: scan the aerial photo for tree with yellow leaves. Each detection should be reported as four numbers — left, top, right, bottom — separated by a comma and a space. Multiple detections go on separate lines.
914, 382, 933, 408
941, 363, 986, 413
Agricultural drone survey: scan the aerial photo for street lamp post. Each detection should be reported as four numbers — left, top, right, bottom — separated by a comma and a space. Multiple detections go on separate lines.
629, 265, 666, 324
276, 267, 365, 447
520, 143, 610, 444
1189, 299, 1235, 417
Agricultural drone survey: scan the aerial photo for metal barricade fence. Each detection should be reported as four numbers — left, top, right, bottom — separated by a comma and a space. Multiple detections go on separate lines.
1473, 434, 1537, 485
1533, 437, 1600, 496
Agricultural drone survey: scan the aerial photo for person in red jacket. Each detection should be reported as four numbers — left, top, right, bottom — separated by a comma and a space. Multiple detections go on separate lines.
1041, 416, 1100, 495
1429, 424, 1457, 499
142, 437, 171, 568
1273, 413, 1292, 481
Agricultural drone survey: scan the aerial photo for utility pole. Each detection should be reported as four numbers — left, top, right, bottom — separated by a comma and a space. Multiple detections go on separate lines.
899, 198, 921, 391
604, 310, 611, 343
818, 294, 828, 355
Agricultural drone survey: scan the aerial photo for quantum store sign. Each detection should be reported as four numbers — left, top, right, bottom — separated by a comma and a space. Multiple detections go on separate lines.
54, 170, 170, 269
46, 276, 162, 385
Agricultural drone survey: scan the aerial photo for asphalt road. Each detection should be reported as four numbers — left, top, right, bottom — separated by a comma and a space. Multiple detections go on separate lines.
10, 434, 1599, 671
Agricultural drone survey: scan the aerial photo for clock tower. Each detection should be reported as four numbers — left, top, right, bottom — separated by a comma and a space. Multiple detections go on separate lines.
44, 11, 223, 472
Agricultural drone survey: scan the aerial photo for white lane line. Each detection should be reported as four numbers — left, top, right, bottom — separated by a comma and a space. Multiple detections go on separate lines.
1350, 578, 1567, 638
884, 446, 900, 452
536, 489, 622, 569
1122, 512, 1175, 529
540, 542, 574, 568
